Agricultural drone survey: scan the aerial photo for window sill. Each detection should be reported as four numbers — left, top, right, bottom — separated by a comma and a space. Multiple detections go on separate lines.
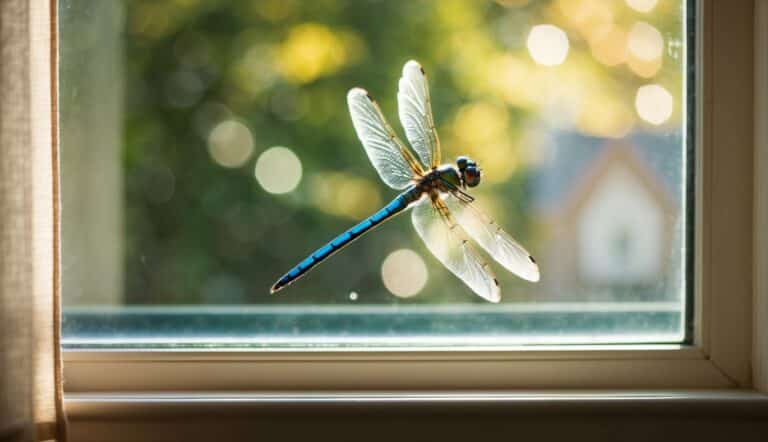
63, 345, 741, 392
61, 343, 750, 440
66, 390, 768, 419
65, 390, 768, 442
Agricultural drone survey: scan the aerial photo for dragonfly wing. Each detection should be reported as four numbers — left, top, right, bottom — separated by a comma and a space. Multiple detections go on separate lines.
411, 196, 501, 302
398, 60, 441, 169
348, 88, 423, 189
444, 194, 540, 282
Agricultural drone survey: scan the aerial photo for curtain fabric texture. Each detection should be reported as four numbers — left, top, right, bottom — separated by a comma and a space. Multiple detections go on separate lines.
0, 1, 66, 441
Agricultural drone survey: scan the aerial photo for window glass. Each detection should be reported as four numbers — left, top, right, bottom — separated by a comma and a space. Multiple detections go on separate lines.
61, 0, 690, 347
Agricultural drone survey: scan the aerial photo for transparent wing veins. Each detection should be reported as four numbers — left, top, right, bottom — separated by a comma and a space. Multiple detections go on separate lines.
398, 60, 441, 169
411, 196, 501, 302
348, 88, 424, 189
445, 194, 540, 282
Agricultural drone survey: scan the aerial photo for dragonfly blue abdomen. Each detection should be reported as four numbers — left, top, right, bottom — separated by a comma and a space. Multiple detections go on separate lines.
270, 187, 421, 293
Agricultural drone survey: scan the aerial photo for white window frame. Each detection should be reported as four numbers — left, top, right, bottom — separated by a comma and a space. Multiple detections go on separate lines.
54, 0, 767, 403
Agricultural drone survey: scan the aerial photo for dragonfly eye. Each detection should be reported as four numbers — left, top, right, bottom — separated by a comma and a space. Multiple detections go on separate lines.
456, 156, 470, 171
464, 165, 481, 187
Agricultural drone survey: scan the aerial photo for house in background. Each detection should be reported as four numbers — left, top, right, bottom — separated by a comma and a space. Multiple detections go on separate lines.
532, 132, 683, 301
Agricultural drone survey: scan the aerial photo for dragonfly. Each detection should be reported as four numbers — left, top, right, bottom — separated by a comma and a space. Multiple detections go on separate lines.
270, 60, 539, 302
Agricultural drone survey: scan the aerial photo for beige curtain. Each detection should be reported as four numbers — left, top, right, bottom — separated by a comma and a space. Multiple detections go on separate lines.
0, 0, 66, 441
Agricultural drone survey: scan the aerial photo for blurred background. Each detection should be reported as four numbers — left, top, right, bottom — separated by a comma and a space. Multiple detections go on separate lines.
60, 0, 687, 343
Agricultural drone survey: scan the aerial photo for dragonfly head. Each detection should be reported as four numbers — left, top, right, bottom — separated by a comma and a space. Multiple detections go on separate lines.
456, 156, 481, 188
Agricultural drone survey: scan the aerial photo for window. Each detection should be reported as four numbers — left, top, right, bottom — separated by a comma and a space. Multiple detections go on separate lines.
57, 0, 762, 401
61, 0, 693, 348
47, 4, 768, 441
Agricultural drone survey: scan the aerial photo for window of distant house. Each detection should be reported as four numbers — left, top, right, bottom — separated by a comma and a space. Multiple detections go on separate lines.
60, 0, 692, 347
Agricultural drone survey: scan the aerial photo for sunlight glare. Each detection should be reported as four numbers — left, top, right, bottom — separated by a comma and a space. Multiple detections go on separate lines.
627, 55, 662, 78
207, 120, 255, 168
254, 146, 303, 194
381, 249, 428, 298
627, 22, 663, 61
526, 25, 569, 66
635, 84, 673, 125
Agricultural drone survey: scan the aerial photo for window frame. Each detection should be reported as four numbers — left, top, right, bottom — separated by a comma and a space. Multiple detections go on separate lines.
58, 0, 761, 394
754, 0, 768, 393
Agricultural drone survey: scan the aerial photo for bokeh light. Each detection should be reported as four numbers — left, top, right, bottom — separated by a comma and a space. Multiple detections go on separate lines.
625, 0, 658, 13
451, 101, 517, 182
635, 84, 673, 125
576, 92, 634, 138
589, 24, 628, 66
526, 24, 569, 66
231, 43, 278, 98
276, 23, 363, 84
557, 0, 614, 40
254, 146, 303, 194
309, 172, 382, 220
381, 249, 428, 298
628, 54, 662, 78
164, 70, 205, 108
628, 22, 663, 61
487, 55, 537, 108
207, 120, 255, 168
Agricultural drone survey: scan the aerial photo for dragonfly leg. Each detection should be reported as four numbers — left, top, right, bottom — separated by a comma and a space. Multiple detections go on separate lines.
437, 176, 475, 203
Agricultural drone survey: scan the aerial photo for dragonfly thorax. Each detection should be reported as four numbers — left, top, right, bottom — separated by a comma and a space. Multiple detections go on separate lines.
417, 165, 463, 195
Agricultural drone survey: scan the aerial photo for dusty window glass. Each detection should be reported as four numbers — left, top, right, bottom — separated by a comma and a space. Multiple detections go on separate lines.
61, 0, 692, 347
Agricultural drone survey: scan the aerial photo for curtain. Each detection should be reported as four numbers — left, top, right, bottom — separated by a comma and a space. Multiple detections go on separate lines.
0, 1, 66, 441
